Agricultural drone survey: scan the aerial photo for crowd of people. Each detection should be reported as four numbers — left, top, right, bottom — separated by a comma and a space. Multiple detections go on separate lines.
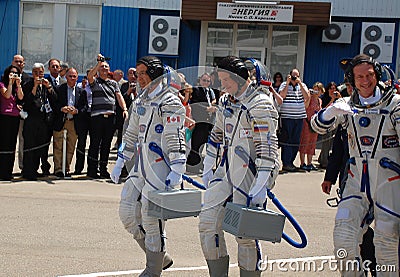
0, 53, 367, 181
1, 53, 399, 276
0, 54, 132, 180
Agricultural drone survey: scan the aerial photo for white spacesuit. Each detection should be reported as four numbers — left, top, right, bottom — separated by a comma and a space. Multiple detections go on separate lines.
112, 56, 186, 277
311, 55, 400, 276
199, 56, 280, 277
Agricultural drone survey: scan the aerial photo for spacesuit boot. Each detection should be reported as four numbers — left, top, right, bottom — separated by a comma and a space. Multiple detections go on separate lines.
136, 238, 173, 270
138, 250, 165, 277
206, 255, 229, 277
240, 268, 261, 277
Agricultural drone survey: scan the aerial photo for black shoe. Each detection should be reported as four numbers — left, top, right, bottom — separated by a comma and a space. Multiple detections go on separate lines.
282, 165, 297, 172
42, 170, 50, 176
87, 172, 100, 179
100, 171, 110, 179
64, 172, 72, 178
300, 163, 309, 171
307, 164, 318, 171
55, 171, 64, 178
73, 170, 82, 175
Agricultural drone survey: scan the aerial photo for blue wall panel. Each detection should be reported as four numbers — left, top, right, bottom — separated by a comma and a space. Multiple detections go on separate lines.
100, 5, 139, 73
178, 20, 201, 68
304, 17, 398, 87
137, 9, 200, 70
0, 0, 20, 73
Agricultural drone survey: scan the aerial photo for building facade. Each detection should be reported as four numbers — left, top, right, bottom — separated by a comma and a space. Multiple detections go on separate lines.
0, 0, 399, 87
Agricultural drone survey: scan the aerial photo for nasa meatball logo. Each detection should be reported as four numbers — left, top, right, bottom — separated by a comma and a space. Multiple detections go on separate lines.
155, 124, 164, 134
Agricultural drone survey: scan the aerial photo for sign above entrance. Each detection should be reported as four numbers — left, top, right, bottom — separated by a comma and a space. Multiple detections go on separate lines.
216, 2, 293, 23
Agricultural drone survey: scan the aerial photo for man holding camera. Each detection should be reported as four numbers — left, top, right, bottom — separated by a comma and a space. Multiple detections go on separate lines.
278, 68, 310, 172
22, 63, 57, 180
86, 54, 128, 179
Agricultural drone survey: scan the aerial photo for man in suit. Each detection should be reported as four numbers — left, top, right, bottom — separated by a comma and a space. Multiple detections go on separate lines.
46, 58, 62, 87
53, 68, 88, 178
186, 73, 216, 171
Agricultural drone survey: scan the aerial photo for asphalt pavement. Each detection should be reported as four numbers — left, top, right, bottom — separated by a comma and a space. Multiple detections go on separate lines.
0, 142, 340, 277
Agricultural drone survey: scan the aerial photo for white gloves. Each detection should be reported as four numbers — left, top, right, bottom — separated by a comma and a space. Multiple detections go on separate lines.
165, 171, 182, 190
249, 171, 270, 206
165, 163, 184, 190
321, 101, 353, 121
111, 157, 125, 184
202, 154, 215, 188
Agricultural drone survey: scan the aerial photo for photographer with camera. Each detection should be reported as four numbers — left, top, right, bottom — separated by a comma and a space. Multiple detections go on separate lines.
278, 68, 310, 172
21, 63, 57, 180
86, 54, 128, 179
0, 65, 24, 180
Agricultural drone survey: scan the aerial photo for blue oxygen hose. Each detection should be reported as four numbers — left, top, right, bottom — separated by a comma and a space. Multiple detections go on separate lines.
148, 142, 307, 248
266, 189, 307, 248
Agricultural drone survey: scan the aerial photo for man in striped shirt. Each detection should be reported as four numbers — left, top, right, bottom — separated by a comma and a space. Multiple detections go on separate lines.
87, 54, 128, 179
278, 68, 310, 172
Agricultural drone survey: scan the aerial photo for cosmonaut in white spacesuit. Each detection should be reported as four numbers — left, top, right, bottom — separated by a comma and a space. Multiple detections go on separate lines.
111, 56, 186, 277
199, 56, 280, 277
311, 54, 400, 276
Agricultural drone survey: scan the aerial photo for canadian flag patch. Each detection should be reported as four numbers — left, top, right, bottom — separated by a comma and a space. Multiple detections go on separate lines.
167, 116, 181, 123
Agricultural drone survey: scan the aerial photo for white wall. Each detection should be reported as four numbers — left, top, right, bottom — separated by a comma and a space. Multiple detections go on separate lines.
286, 0, 400, 18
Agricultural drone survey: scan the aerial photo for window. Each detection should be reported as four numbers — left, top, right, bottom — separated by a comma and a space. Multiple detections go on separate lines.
67, 5, 100, 73
270, 26, 299, 77
237, 24, 268, 48
21, 3, 54, 69
21, 2, 100, 73
204, 23, 302, 76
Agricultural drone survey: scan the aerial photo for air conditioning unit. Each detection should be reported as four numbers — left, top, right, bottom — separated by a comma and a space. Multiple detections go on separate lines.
322, 22, 353, 44
148, 15, 180, 56
360, 22, 395, 63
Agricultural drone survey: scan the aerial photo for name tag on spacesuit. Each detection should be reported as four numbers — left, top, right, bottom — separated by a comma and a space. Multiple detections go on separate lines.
239, 128, 252, 138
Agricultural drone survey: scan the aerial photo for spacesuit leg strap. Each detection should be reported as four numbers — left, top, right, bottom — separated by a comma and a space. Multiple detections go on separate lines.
206, 255, 229, 277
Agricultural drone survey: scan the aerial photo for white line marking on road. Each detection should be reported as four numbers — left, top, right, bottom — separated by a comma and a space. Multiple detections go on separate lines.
58, 255, 336, 276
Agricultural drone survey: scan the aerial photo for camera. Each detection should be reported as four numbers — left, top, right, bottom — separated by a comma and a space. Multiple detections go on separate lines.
19, 110, 28, 119
129, 82, 136, 88
309, 89, 318, 95
290, 75, 297, 81
11, 73, 20, 78
98, 56, 111, 62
